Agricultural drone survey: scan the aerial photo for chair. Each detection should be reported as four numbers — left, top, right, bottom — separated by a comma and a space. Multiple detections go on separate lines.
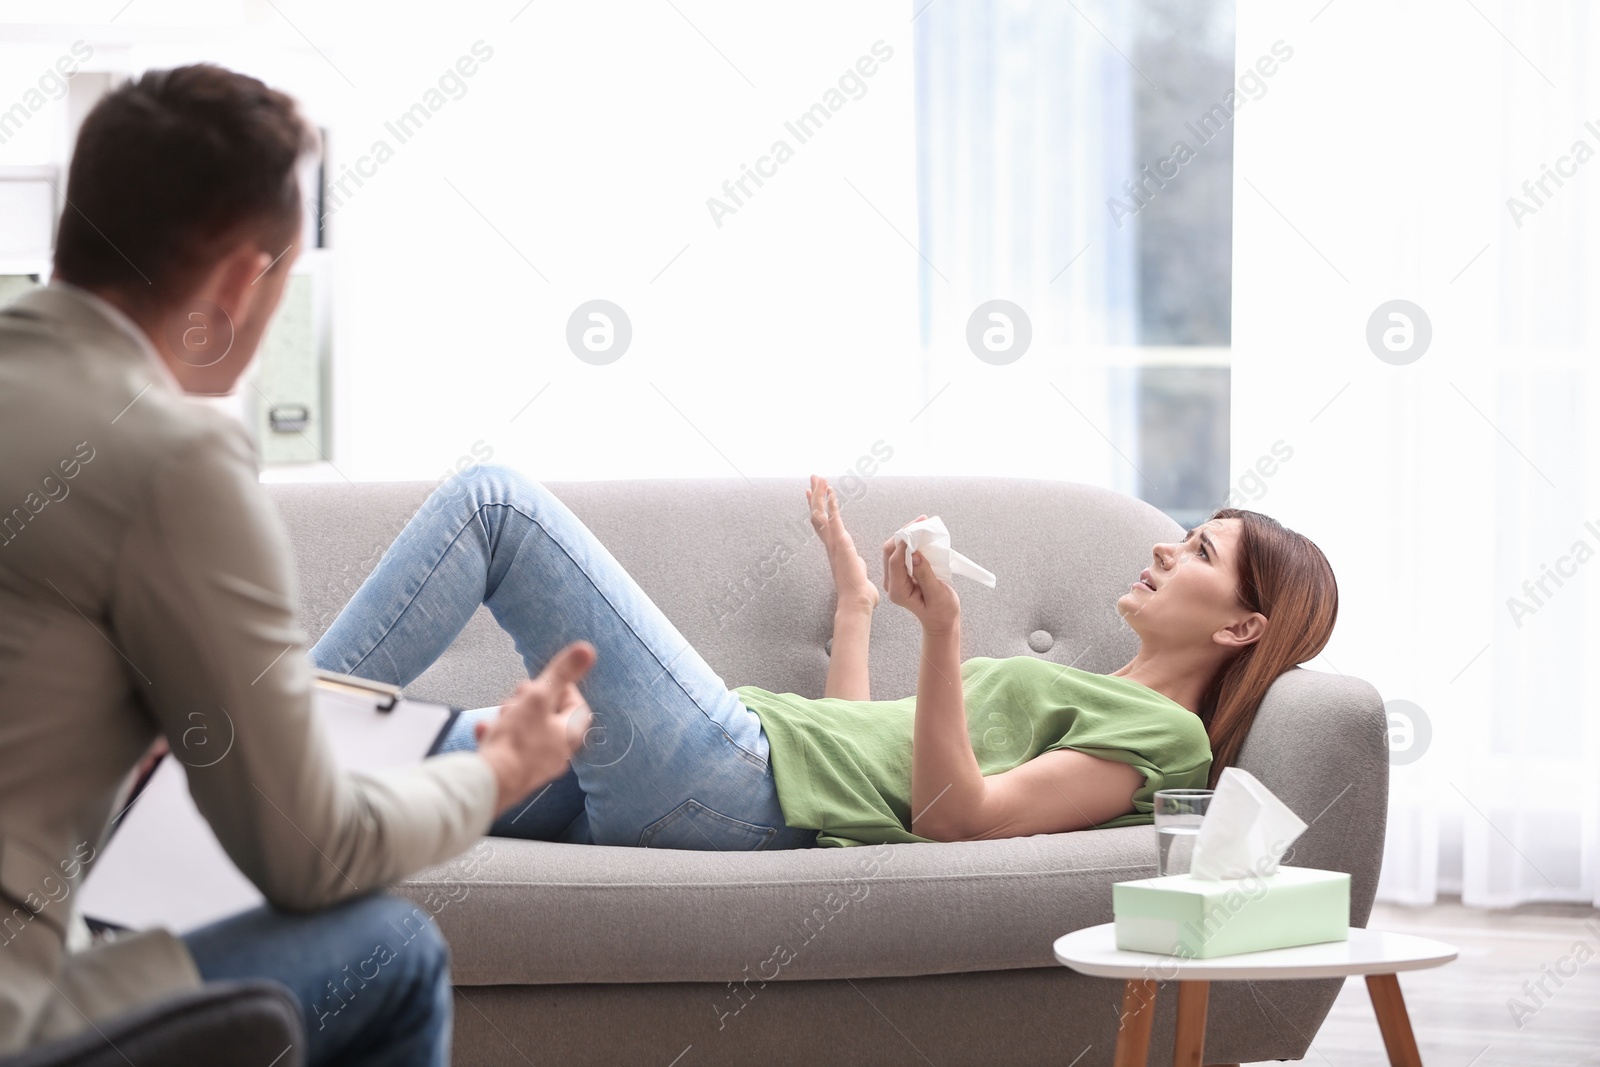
1, 980, 304, 1067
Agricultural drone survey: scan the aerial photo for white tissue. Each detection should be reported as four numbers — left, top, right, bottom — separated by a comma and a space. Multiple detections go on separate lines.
1187, 767, 1308, 881
892, 516, 996, 588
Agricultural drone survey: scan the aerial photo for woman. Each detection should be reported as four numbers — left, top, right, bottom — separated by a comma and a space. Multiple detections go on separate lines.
310, 465, 1337, 850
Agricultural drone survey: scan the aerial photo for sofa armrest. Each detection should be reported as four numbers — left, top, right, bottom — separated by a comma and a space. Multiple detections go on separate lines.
1233, 666, 1389, 927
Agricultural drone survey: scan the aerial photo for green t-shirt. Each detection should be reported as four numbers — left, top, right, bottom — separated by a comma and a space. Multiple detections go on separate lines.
734, 655, 1212, 848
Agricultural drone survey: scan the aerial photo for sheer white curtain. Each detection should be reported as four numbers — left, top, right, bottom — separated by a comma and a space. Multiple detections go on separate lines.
908, 0, 1142, 492
1232, 0, 1600, 908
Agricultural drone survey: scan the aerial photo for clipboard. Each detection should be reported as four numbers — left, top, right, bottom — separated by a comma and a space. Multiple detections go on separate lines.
77, 672, 465, 935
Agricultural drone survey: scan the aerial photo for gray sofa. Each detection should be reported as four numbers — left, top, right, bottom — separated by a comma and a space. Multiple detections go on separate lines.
266, 474, 1389, 1067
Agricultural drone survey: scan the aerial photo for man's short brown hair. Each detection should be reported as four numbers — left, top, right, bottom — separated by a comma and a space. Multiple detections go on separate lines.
53, 63, 316, 309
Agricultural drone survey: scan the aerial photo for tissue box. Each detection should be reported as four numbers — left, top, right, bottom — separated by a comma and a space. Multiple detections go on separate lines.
1113, 865, 1350, 959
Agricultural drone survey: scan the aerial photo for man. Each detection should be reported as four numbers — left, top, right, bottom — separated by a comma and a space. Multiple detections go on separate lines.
0, 64, 595, 1065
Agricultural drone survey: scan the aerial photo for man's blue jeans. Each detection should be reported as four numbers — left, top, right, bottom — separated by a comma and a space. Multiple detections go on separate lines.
181, 892, 452, 1067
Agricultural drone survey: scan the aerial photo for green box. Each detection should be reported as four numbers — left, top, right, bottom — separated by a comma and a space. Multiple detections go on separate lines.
1112, 865, 1350, 958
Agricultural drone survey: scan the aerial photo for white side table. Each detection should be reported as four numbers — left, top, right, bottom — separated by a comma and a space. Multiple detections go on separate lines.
1053, 924, 1457, 1067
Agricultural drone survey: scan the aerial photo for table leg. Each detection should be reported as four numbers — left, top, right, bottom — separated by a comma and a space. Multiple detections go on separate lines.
1174, 980, 1210, 1067
1365, 973, 1423, 1067
1113, 978, 1158, 1067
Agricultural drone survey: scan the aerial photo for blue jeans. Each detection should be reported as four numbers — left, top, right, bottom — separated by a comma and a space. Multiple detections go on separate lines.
309, 464, 819, 852
181, 892, 452, 1067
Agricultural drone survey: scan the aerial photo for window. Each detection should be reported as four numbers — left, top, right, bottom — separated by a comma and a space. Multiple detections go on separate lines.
914, 0, 1234, 523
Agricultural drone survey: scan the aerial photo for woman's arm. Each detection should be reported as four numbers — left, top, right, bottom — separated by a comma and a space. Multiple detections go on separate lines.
910, 617, 983, 839
882, 539, 1144, 840
826, 606, 873, 700
954, 749, 1143, 840
880, 535, 985, 840
807, 475, 878, 700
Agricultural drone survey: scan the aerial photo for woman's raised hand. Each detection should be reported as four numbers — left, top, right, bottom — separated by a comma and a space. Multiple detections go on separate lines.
807, 474, 879, 613
882, 518, 961, 637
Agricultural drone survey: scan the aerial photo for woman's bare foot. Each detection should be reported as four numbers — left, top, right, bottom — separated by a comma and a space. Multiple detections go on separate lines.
807, 474, 879, 613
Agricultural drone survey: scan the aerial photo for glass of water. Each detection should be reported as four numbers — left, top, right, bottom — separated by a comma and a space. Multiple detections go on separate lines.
1154, 789, 1213, 877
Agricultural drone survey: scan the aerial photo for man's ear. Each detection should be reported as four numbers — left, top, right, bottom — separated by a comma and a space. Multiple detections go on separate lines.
197, 241, 274, 331
1214, 611, 1268, 650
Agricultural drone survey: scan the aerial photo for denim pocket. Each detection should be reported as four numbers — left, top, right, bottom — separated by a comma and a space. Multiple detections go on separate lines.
638, 798, 779, 851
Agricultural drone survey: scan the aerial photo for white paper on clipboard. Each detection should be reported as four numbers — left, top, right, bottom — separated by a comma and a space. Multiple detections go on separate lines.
76, 675, 459, 935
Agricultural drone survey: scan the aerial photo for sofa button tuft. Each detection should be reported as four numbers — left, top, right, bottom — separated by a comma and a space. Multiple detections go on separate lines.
1028, 629, 1053, 653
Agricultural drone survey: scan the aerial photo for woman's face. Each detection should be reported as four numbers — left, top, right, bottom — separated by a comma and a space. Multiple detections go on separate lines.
1117, 517, 1258, 649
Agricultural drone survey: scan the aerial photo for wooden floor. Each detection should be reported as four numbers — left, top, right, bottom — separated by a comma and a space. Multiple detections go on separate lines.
1242, 896, 1600, 1066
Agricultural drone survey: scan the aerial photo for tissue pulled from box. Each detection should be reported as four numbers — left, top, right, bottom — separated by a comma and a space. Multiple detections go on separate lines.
1187, 766, 1308, 880
892, 515, 996, 588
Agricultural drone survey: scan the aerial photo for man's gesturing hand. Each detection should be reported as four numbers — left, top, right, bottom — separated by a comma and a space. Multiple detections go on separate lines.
475, 641, 597, 816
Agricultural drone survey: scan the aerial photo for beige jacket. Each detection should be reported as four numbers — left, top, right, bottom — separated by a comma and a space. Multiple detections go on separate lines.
0, 284, 499, 1053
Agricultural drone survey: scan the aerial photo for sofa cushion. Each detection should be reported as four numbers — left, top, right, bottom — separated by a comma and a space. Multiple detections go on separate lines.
391, 826, 1158, 986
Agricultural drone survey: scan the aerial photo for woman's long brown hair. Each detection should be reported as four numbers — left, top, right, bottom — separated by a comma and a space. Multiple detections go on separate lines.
1196, 508, 1338, 788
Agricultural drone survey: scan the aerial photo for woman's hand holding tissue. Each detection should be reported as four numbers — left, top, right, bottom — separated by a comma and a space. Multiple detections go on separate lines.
883, 517, 961, 637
